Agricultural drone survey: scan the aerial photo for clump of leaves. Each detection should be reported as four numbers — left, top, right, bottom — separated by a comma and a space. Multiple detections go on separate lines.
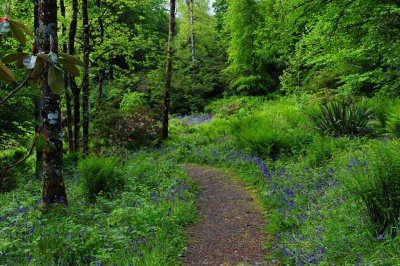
344, 142, 400, 235
311, 100, 373, 137
77, 156, 125, 202
385, 111, 400, 137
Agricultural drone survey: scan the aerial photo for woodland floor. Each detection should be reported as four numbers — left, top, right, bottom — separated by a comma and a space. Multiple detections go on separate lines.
183, 164, 268, 266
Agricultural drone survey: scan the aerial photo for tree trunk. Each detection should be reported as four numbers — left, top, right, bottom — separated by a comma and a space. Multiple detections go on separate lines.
96, 0, 104, 101
36, 0, 67, 207
33, 0, 43, 179
162, 0, 176, 140
69, 0, 80, 152
186, 0, 195, 66
82, 0, 90, 154
60, 0, 73, 153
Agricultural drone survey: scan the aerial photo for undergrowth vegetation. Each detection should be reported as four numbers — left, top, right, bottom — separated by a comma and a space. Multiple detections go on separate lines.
0, 152, 196, 265
161, 95, 400, 265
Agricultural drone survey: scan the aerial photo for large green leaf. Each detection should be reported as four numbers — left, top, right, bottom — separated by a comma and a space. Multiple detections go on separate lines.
30, 57, 44, 79
0, 63, 17, 83
9, 21, 26, 45
37, 53, 53, 64
47, 65, 64, 94
59, 58, 80, 76
8, 19, 33, 37
59, 53, 84, 67
2, 52, 29, 64
35, 133, 49, 153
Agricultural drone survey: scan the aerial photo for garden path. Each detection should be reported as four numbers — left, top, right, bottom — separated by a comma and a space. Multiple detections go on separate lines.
183, 164, 267, 266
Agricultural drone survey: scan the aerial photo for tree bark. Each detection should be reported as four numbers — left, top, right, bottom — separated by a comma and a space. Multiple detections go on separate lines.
69, 0, 80, 152
162, 0, 176, 140
36, 0, 67, 207
96, 0, 104, 101
82, 0, 90, 154
33, 0, 43, 179
186, 0, 195, 66
60, 0, 73, 153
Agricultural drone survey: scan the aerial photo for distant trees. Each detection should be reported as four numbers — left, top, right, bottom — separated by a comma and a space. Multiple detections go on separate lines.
222, 0, 400, 97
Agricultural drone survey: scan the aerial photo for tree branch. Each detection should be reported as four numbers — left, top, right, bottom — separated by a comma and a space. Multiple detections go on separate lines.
0, 69, 34, 105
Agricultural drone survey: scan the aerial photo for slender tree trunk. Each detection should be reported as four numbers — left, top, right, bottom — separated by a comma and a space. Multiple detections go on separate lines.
82, 0, 90, 154
69, 0, 80, 152
96, 0, 104, 101
60, 0, 73, 152
33, 0, 43, 179
162, 0, 176, 140
186, 0, 195, 66
36, 0, 67, 207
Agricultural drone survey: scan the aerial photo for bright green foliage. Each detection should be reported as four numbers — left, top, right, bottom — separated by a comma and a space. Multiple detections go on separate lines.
261, 0, 400, 96
311, 100, 374, 136
119, 91, 145, 111
385, 110, 400, 137
170, 0, 228, 113
341, 141, 400, 235
225, 0, 268, 95
77, 156, 124, 202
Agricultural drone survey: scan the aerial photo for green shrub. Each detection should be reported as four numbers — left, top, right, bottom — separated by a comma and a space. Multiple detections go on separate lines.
77, 156, 125, 202
344, 141, 400, 235
91, 102, 161, 151
305, 135, 345, 167
385, 110, 400, 137
311, 100, 373, 137
119, 92, 145, 111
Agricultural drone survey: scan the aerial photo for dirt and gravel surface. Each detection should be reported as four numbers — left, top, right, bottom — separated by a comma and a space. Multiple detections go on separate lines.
183, 164, 267, 266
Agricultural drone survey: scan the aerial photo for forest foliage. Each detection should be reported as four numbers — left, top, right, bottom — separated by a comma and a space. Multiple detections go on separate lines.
1, 0, 400, 264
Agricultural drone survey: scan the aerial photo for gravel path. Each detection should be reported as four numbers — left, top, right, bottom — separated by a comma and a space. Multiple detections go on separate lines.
183, 164, 266, 266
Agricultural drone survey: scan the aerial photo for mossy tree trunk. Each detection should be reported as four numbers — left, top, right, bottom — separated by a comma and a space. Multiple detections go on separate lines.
36, 0, 68, 207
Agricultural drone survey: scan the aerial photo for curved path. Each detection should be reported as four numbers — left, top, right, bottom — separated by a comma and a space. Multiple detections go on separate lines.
183, 164, 266, 266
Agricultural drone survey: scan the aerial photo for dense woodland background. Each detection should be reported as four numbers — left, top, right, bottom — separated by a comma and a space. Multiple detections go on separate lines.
1, 0, 400, 265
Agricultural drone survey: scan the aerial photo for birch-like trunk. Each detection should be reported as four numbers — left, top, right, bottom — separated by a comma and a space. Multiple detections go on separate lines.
162, 0, 176, 140
36, 0, 67, 207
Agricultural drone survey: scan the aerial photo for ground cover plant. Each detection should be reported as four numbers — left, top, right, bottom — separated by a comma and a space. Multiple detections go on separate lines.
161, 95, 400, 265
0, 152, 196, 265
